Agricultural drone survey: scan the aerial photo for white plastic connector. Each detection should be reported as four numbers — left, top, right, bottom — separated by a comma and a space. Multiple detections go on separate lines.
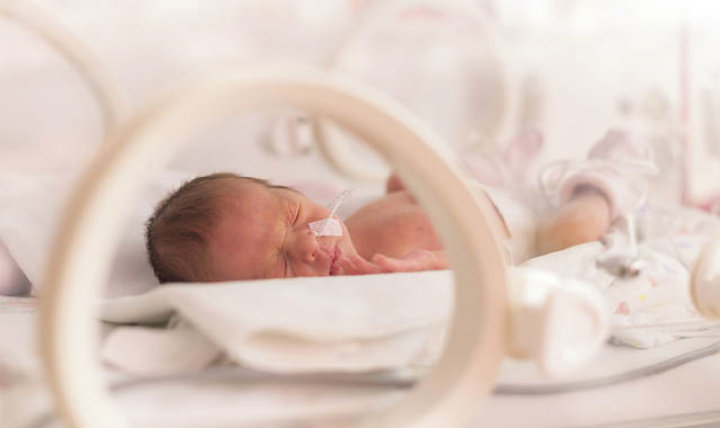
691, 241, 720, 319
507, 267, 608, 377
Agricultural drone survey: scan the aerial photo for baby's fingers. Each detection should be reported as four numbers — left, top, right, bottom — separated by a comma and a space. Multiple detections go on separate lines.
372, 251, 444, 272
336, 255, 384, 276
371, 254, 409, 272
350, 255, 386, 274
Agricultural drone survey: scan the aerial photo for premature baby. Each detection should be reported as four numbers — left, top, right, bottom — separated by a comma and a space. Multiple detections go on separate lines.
145, 160, 623, 283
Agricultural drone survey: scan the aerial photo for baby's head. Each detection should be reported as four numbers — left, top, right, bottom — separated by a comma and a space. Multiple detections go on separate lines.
146, 173, 356, 283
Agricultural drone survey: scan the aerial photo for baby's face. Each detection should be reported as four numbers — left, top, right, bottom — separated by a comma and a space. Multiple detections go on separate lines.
207, 181, 358, 281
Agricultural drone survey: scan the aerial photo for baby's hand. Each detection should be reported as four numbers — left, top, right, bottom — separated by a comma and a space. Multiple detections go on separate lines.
371, 250, 448, 273
334, 250, 447, 276
333, 254, 385, 276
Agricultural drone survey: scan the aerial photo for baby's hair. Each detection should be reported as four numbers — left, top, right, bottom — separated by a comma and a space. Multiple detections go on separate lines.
145, 172, 284, 283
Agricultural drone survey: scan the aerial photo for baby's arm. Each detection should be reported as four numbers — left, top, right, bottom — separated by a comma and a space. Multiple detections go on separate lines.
536, 186, 612, 255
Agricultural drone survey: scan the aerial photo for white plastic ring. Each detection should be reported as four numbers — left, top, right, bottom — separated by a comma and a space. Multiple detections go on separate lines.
0, 0, 124, 132
39, 67, 508, 428
314, 0, 513, 182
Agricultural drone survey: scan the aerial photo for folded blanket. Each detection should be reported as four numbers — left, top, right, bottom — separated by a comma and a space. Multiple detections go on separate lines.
101, 271, 452, 375
101, 266, 610, 380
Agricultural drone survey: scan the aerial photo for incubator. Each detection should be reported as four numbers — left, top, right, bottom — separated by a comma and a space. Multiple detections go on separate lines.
2, 1, 720, 428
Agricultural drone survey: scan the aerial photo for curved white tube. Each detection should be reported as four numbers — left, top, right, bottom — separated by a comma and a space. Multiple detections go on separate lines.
0, 0, 124, 132
313, 0, 514, 182
692, 241, 720, 319
39, 67, 508, 428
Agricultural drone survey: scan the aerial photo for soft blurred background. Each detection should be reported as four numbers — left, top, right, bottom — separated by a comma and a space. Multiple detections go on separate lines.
4, 3, 720, 427
2, 0, 720, 201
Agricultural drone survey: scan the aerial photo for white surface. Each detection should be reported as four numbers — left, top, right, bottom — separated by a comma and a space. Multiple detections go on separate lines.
0, 170, 193, 297
103, 335, 720, 428
475, 348, 720, 428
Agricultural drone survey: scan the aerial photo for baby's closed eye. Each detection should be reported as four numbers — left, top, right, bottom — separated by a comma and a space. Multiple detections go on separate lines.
288, 202, 301, 226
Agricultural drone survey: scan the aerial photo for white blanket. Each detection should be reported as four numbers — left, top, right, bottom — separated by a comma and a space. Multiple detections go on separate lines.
101, 271, 451, 375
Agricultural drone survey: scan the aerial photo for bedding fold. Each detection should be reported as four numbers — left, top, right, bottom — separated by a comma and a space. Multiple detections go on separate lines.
100, 270, 453, 374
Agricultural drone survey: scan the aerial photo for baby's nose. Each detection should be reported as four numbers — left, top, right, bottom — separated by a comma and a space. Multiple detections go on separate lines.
287, 233, 319, 263
299, 237, 337, 265
303, 246, 318, 263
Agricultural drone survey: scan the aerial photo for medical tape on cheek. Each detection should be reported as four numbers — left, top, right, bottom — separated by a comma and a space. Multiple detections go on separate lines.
309, 188, 353, 237
309, 218, 343, 236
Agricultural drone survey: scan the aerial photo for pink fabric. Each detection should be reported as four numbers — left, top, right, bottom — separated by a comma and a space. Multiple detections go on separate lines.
557, 172, 620, 219
554, 128, 656, 219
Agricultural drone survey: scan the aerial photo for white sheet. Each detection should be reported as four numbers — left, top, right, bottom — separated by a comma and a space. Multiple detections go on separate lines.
101, 271, 451, 374
0, 298, 51, 428
0, 170, 189, 297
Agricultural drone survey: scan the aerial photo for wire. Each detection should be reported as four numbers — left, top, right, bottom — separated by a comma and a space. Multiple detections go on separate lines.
103, 339, 720, 397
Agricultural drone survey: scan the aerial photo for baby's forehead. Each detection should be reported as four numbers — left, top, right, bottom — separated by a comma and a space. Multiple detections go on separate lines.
222, 177, 293, 195
215, 179, 290, 213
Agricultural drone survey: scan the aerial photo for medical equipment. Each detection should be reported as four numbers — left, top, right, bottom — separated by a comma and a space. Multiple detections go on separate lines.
691, 241, 720, 320
537, 135, 660, 280
506, 268, 607, 377
38, 67, 720, 428
308, 0, 520, 183
309, 217, 343, 237
38, 68, 510, 428
5, 2, 720, 428
309, 188, 353, 237
596, 254, 644, 279
596, 214, 645, 280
